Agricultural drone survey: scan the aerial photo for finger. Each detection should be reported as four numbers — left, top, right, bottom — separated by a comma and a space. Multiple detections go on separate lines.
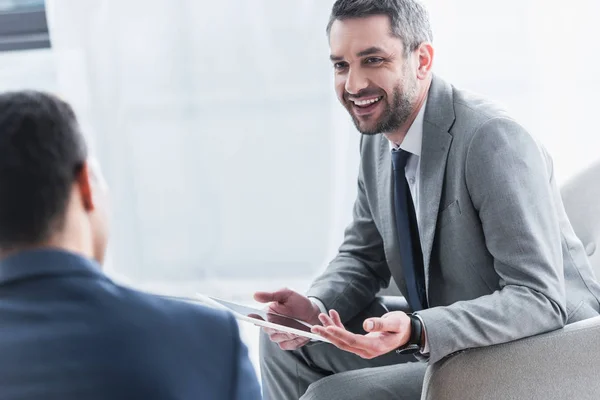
328, 309, 344, 328
357, 351, 377, 359
254, 288, 293, 304
262, 327, 279, 335
269, 332, 296, 343
312, 326, 353, 349
279, 337, 309, 350
266, 303, 288, 316
263, 326, 294, 338
312, 326, 370, 350
318, 313, 335, 327
247, 313, 265, 322
323, 326, 373, 349
363, 316, 401, 333
253, 291, 274, 303
313, 326, 367, 354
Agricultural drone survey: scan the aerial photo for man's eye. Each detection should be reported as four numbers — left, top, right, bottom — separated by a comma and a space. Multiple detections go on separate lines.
334, 62, 348, 70
365, 57, 383, 64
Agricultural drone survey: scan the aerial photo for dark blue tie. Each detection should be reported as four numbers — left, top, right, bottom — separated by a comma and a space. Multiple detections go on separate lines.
391, 148, 427, 311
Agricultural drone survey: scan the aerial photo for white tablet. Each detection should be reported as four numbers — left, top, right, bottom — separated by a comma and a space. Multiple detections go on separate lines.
195, 293, 330, 343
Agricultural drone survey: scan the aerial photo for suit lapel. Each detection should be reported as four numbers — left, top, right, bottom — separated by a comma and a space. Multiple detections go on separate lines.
418, 76, 455, 295
419, 122, 453, 294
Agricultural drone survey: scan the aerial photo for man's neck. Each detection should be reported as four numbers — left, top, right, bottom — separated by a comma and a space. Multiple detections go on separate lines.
384, 78, 431, 146
0, 237, 93, 262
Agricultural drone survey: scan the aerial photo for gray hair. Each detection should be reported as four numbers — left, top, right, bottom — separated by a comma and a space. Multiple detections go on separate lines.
326, 0, 433, 54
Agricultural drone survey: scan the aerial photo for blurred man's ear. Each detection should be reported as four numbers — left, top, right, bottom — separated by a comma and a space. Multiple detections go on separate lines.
75, 162, 95, 212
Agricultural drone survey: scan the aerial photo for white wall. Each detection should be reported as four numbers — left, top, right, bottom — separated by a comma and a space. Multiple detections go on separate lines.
0, 0, 593, 295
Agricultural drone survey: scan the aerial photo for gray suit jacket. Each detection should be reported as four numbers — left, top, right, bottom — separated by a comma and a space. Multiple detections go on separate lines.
307, 75, 600, 364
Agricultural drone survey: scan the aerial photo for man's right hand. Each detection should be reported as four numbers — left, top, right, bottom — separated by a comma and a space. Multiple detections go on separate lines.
254, 288, 322, 350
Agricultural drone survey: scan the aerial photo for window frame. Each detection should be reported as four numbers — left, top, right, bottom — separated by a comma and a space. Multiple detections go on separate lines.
0, 6, 50, 52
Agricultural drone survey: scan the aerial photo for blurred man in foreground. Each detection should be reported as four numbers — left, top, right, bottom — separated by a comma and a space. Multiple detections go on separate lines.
0, 91, 261, 400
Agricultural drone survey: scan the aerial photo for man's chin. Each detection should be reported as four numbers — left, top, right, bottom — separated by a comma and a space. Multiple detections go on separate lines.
349, 109, 385, 134
352, 116, 382, 135
358, 127, 381, 136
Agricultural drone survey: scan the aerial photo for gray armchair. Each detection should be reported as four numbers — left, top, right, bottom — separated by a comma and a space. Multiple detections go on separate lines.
420, 160, 600, 399
379, 160, 600, 399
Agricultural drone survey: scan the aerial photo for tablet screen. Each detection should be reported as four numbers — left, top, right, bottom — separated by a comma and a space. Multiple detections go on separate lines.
208, 297, 313, 333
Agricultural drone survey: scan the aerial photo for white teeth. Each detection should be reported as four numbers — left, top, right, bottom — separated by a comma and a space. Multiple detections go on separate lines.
353, 97, 381, 106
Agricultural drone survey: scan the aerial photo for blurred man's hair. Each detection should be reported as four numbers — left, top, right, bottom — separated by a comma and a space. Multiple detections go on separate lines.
0, 91, 88, 251
327, 0, 433, 55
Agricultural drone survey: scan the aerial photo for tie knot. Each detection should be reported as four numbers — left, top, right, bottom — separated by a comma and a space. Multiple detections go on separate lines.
391, 148, 411, 171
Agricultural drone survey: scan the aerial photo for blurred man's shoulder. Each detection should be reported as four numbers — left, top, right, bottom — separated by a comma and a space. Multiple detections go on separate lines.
98, 279, 236, 337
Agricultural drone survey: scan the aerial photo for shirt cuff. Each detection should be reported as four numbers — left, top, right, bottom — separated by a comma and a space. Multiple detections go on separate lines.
309, 297, 327, 315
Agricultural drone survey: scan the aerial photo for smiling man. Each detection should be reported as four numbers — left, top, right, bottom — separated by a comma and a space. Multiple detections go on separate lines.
255, 0, 600, 399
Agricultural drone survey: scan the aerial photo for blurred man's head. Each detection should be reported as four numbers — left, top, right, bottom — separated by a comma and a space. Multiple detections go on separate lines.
327, 0, 434, 137
0, 91, 109, 264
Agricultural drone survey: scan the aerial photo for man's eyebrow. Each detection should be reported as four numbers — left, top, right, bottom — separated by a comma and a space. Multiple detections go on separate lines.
356, 46, 385, 57
330, 46, 386, 62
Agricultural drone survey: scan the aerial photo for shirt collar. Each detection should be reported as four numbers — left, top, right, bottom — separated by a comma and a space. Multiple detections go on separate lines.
388, 96, 427, 157
0, 248, 106, 286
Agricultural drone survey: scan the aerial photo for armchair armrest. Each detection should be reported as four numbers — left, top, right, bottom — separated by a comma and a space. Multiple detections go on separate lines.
376, 295, 411, 314
421, 316, 600, 400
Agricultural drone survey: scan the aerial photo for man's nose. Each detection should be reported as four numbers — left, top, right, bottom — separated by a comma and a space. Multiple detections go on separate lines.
344, 68, 369, 96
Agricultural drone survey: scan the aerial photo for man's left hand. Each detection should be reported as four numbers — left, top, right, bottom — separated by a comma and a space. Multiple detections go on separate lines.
311, 310, 411, 359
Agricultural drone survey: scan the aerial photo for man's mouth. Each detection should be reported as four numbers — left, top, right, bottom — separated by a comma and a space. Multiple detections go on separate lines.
351, 96, 383, 107
349, 95, 383, 116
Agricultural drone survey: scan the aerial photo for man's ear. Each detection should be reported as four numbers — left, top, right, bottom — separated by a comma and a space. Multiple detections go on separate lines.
416, 42, 434, 80
75, 161, 95, 211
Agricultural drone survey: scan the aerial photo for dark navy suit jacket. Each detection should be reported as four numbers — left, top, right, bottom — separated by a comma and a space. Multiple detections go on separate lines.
0, 249, 261, 400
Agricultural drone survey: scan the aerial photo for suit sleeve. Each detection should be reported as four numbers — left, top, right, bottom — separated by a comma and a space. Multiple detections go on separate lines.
417, 117, 567, 364
306, 137, 391, 323
227, 314, 261, 400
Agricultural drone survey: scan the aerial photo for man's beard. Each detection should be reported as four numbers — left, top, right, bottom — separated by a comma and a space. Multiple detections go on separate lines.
349, 79, 417, 136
